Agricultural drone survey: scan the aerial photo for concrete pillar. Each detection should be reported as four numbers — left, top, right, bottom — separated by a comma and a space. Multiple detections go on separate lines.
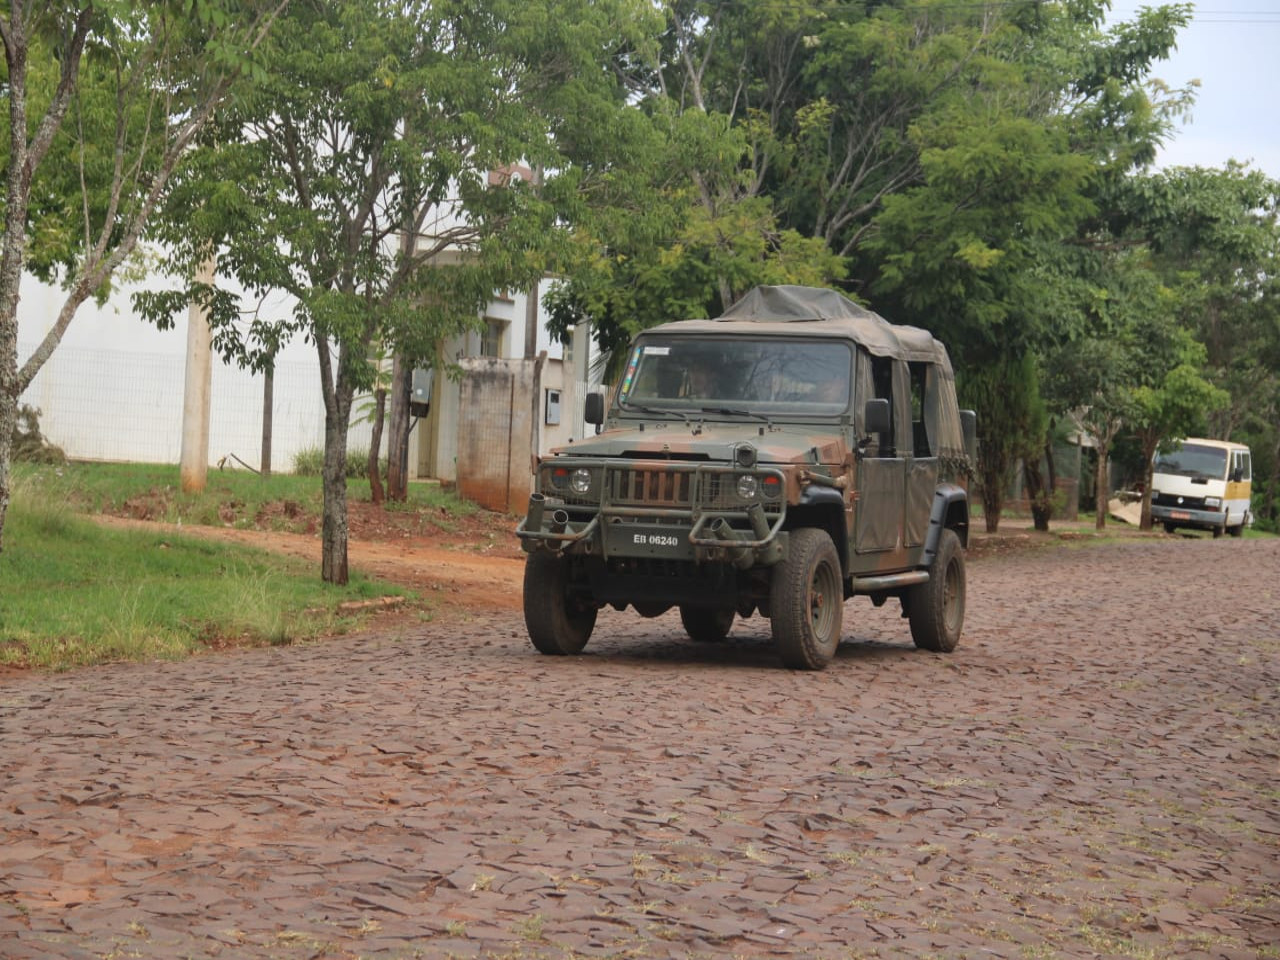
179, 254, 215, 493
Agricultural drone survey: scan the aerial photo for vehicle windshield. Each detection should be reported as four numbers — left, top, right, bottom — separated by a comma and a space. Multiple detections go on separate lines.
1153, 443, 1228, 481
618, 336, 852, 416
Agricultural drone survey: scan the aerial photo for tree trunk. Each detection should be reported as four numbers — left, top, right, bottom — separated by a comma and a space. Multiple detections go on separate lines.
260, 366, 274, 477
980, 462, 1002, 534
1095, 446, 1109, 531
1138, 437, 1158, 531
1045, 439, 1058, 520
0, 337, 15, 553
319, 346, 357, 586
386, 356, 412, 501
368, 387, 386, 505
1024, 456, 1050, 532
321, 406, 350, 585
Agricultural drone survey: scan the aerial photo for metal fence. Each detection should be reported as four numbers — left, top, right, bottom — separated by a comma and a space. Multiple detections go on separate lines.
18, 342, 374, 470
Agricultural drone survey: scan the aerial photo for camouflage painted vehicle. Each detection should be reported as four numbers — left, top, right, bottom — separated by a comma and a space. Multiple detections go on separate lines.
516, 285, 976, 670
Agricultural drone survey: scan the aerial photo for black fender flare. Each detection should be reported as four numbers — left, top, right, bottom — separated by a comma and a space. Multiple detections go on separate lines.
794, 484, 848, 571
923, 483, 969, 565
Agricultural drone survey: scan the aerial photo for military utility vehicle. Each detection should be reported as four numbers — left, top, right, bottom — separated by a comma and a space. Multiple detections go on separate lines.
517, 285, 975, 670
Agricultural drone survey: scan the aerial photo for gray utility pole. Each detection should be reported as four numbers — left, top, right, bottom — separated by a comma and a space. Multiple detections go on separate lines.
179, 255, 215, 493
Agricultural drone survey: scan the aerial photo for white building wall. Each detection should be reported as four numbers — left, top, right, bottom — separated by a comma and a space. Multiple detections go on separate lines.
16, 277, 371, 469
17, 271, 599, 475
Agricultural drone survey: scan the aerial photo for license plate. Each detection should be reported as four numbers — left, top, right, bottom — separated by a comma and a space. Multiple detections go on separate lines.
1171, 510, 1190, 520
605, 523, 693, 559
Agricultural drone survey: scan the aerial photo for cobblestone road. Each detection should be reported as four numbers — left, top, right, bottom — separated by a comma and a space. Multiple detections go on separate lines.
2, 537, 1278, 959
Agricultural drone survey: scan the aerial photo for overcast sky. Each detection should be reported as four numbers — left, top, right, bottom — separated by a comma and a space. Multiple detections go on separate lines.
1110, 2, 1280, 179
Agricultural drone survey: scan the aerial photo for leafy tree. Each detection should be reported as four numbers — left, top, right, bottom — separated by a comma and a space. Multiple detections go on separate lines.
138, 0, 658, 583
1099, 164, 1280, 527
960, 352, 1044, 533
1044, 336, 1132, 530
0, 0, 281, 552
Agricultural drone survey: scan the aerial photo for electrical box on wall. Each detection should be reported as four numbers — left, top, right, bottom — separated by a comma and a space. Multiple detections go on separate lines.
410, 368, 433, 418
545, 388, 561, 426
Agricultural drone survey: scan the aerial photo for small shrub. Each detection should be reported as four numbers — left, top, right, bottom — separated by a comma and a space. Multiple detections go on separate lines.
12, 406, 66, 464
291, 444, 387, 479
291, 446, 325, 476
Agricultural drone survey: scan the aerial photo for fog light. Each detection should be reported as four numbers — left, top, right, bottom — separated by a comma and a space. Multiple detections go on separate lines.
571, 468, 592, 494
737, 474, 759, 500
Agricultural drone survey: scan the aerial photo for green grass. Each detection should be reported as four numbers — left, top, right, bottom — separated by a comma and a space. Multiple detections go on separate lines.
14, 459, 475, 532
0, 462, 461, 671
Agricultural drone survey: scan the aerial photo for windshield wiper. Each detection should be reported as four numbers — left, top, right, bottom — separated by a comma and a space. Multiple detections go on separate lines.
697, 406, 774, 426
621, 402, 692, 424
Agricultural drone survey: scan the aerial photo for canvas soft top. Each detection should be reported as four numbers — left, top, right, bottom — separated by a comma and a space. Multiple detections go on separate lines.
644, 285, 953, 370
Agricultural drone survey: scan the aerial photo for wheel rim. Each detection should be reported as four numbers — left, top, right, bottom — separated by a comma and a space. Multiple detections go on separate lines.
942, 558, 962, 633
809, 560, 839, 638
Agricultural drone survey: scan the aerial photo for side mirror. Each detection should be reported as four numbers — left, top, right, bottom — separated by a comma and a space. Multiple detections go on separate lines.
864, 397, 891, 437
1230, 467, 1243, 483
960, 409, 978, 460
584, 391, 605, 426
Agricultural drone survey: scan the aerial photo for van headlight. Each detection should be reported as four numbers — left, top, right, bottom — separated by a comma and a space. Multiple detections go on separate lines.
1204, 497, 1221, 509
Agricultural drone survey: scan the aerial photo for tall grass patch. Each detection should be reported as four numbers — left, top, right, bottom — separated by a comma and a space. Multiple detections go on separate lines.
1, 476, 408, 670
12, 460, 478, 529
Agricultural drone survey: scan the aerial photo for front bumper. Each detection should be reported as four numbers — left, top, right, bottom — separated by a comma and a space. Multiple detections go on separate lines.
1151, 503, 1225, 531
516, 459, 789, 567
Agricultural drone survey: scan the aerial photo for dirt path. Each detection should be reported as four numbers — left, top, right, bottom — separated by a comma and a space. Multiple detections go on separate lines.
92, 513, 528, 615
2, 536, 1278, 958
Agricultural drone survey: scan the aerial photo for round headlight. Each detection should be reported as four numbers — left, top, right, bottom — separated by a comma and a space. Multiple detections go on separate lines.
570, 468, 592, 494
736, 474, 759, 500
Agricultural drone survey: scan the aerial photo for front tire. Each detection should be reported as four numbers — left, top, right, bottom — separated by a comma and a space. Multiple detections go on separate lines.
904, 528, 966, 653
770, 528, 843, 670
523, 552, 597, 655
679, 605, 735, 643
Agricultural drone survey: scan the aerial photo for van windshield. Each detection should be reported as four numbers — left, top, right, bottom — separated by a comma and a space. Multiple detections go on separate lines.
1154, 443, 1228, 481
618, 336, 853, 415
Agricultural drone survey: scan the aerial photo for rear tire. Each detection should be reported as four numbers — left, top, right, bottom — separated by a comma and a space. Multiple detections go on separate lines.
679, 605, 735, 643
1163, 522, 1178, 534
770, 528, 843, 670
523, 552, 597, 655
903, 528, 965, 653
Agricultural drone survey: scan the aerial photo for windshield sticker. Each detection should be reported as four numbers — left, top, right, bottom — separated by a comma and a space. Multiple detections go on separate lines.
619, 346, 643, 400
645, 346, 670, 356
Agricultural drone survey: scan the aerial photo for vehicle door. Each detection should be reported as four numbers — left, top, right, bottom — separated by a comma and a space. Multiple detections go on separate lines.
1227, 448, 1253, 525
854, 353, 908, 565
904, 361, 940, 554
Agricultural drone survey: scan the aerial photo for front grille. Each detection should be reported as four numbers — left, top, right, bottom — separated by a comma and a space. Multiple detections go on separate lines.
545, 461, 785, 515
1153, 492, 1206, 509
610, 468, 692, 507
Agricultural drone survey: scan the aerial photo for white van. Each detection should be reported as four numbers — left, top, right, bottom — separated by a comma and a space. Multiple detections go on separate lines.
1150, 438, 1252, 538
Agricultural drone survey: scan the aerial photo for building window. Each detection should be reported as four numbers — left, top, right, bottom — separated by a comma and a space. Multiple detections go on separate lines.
481, 318, 506, 357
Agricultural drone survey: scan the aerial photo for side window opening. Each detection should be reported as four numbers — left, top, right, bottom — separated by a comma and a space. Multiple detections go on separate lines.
870, 355, 895, 455
909, 362, 933, 457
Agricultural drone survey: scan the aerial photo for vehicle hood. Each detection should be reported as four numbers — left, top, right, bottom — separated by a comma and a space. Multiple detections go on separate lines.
552, 422, 849, 466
